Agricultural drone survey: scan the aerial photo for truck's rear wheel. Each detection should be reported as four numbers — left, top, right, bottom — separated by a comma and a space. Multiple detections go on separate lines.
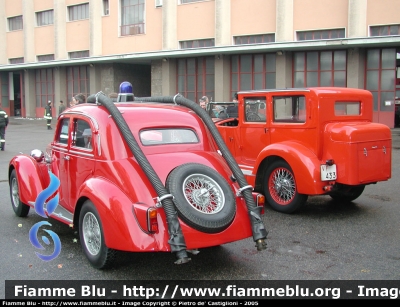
264, 160, 308, 214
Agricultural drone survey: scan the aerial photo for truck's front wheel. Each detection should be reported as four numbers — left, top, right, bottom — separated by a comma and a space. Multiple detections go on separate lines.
264, 160, 308, 213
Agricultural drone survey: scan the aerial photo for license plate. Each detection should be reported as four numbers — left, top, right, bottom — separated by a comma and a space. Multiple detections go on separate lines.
321, 164, 337, 181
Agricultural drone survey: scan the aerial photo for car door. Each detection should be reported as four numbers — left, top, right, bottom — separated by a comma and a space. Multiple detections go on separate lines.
51, 117, 71, 210
65, 117, 96, 211
238, 96, 271, 165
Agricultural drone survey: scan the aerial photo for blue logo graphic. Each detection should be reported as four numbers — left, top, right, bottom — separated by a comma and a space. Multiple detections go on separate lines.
29, 171, 62, 261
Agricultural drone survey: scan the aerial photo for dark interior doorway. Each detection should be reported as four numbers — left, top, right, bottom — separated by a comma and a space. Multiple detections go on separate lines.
13, 73, 21, 116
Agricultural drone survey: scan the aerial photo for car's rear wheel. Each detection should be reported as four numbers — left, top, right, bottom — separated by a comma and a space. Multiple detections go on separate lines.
166, 163, 236, 233
79, 200, 116, 269
329, 184, 365, 202
264, 160, 308, 214
10, 170, 30, 217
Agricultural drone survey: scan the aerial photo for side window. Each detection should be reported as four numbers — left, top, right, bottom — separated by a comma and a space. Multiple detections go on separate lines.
244, 97, 266, 122
57, 118, 70, 144
72, 119, 92, 149
273, 95, 306, 123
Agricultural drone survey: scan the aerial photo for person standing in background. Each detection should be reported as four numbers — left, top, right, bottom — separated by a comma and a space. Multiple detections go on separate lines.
201, 96, 209, 109
59, 100, 66, 115
69, 96, 76, 107
74, 93, 86, 105
0, 106, 9, 151
233, 92, 238, 103
44, 100, 53, 130
199, 97, 207, 109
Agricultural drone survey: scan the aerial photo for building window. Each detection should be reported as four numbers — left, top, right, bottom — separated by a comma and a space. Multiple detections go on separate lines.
67, 66, 90, 106
121, 0, 145, 36
9, 58, 24, 64
180, 39, 215, 49
1, 73, 10, 108
370, 25, 400, 37
103, 0, 110, 15
8, 16, 23, 31
231, 53, 276, 98
181, 0, 203, 3
177, 57, 215, 103
35, 69, 55, 108
365, 48, 397, 112
297, 29, 345, 41
36, 10, 54, 26
293, 50, 347, 87
234, 34, 275, 45
37, 54, 55, 62
68, 3, 89, 21
69, 51, 90, 59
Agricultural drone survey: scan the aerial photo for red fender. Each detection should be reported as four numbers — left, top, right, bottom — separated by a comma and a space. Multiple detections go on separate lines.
255, 141, 325, 195
77, 177, 170, 252
9, 155, 48, 206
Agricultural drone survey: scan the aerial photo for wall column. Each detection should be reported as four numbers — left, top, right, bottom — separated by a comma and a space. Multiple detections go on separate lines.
163, 0, 177, 50
276, 51, 293, 88
90, 0, 102, 56
214, 55, 231, 101
54, 0, 67, 60
348, 0, 367, 38
89, 65, 101, 96
347, 0, 367, 90
22, 0, 35, 63
347, 48, 365, 89
54, 67, 67, 113
162, 59, 177, 96
215, 0, 231, 46
23, 70, 36, 118
276, 0, 294, 42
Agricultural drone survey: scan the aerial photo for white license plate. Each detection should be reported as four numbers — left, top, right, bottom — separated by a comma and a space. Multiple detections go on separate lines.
320, 164, 337, 181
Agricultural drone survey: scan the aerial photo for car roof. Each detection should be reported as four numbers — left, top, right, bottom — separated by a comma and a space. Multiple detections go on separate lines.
237, 87, 371, 96
61, 102, 204, 130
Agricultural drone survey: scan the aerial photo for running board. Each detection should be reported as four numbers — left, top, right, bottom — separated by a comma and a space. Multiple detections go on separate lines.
28, 201, 73, 224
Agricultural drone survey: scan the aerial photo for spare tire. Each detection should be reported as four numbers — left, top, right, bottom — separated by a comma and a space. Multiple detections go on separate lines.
166, 163, 236, 233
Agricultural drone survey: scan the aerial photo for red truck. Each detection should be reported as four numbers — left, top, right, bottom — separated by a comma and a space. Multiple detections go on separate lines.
215, 87, 392, 213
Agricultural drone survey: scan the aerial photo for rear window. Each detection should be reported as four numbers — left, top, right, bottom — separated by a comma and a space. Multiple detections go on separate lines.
140, 128, 198, 145
334, 102, 361, 116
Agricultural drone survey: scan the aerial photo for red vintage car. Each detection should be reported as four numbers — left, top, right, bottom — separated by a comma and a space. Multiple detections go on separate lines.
215, 87, 392, 213
9, 92, 267, 269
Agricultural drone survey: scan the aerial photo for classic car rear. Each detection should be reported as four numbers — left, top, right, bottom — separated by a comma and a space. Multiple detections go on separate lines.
215, 87, 392, 213
9, 92, 267, 269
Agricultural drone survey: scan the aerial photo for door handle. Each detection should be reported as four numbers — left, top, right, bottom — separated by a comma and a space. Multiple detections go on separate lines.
63, 156, 70, 161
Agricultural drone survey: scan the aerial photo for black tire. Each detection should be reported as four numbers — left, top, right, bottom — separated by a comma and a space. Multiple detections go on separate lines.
166, 163, 236, 233
264, 160, 308, 214
9, 170, 30, 217
329, 184, 365, 202
79, 200, 116, 269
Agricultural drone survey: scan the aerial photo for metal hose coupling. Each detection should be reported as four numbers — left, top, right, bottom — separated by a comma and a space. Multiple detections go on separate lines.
249, 206, 268, 251
174, 250, 191, 264
255, 239, 267, 251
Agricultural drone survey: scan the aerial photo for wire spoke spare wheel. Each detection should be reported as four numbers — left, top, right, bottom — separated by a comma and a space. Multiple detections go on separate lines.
166, 163, 236, 233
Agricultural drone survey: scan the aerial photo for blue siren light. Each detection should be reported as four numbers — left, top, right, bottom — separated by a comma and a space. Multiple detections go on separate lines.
119, 81, 133, 94
117, 81, 134, 102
